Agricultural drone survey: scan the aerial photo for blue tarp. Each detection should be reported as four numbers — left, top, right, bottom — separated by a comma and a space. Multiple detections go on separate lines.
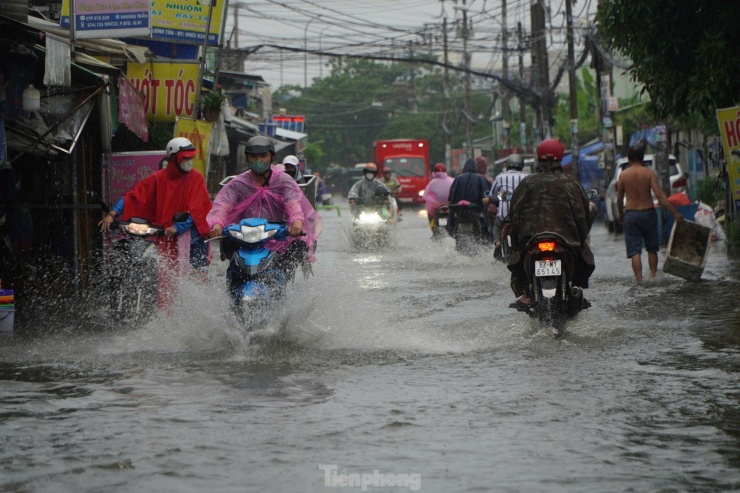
562, 140, 606, 190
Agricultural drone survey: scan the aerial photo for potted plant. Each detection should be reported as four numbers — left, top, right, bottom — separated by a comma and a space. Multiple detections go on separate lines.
201, 89, 227, 122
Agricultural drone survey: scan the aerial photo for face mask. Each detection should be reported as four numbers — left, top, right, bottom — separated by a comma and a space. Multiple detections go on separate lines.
365, 172, 376, 180
249, 159, 271, 175
285, 166, 297, 178
179, 159, 193, 173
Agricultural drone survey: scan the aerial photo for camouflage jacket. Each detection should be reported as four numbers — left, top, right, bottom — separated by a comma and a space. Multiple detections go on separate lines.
508, 171, 592, 251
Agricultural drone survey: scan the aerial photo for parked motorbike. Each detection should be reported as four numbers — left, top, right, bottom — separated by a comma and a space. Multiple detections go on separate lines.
102, 203, 190, 325
430, 205, 449, 240
448, 201, 486, 254
217, 218, 302, 330
350, 190, 392, 250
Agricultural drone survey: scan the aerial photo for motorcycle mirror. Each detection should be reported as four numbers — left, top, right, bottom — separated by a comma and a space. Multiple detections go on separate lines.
585, 189, 598, 201
172, 212, 190, 223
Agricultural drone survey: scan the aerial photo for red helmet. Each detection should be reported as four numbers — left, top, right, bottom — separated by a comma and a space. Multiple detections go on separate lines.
433, 163, 446, 172
537, 139, 564, 161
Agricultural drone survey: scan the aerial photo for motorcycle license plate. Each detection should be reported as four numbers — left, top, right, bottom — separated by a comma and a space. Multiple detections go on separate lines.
438, 217, 447, 226
535, 260, 561, 276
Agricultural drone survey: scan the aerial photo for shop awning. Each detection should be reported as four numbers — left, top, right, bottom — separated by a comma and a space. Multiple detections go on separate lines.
275, 127, 308, 141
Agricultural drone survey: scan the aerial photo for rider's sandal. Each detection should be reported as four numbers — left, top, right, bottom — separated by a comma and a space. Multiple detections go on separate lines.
508, 299, 532, 311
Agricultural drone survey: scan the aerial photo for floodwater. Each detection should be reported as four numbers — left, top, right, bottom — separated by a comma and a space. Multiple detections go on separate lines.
1, 201, 739, 493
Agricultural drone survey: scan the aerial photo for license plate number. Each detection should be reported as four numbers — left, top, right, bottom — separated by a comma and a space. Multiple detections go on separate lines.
399, 198, 413, 203
438, 218, 447, 226
535, 260, 561, 276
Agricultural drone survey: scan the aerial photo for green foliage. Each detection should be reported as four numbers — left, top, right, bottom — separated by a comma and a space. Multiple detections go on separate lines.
596, 0, 740, 127
725, 217, 740, 252
200, 90, 227, 112
553, 68, 601, 145
695, 179, 723, 207
303, 141, 325, 171
273, 58, 496, 168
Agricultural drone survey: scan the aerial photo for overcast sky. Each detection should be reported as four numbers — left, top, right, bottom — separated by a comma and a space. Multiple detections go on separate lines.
222, 0, 598, 89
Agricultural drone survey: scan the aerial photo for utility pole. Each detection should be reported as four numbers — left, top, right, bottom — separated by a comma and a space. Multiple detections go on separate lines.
517, 22, 527, 151
462, 0, 473, 158
408, 41, 418, 114
442, 15, 452, 169
501, 0, 509, 148
530, 0, 551, 143
566, 0, 579, 177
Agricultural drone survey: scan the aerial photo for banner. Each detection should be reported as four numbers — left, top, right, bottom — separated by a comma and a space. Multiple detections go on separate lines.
174, 118, 213, 176
127, 62, 199, 122
60, 0, 151, 39
716, 106, 740, 204
61, 0, 225, 46
110, 151, 167, 202
118, 75, 149, 142
150, 0, 227, 46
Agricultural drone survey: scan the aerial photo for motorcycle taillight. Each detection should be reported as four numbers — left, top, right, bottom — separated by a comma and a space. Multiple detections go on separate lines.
537, 241, 556, 252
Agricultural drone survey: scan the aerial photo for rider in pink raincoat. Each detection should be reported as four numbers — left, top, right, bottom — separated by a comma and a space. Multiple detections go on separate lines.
207, 136, 322, 267
423, 163, 455, 217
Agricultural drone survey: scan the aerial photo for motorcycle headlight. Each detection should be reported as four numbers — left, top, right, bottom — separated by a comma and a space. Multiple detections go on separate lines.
418, 190, 425, 197
124, 223, 158, 236
229, 224, 278, 243
357, 211, 383, 224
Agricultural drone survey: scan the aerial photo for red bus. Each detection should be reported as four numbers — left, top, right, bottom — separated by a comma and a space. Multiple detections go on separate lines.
374, 139, 430, 205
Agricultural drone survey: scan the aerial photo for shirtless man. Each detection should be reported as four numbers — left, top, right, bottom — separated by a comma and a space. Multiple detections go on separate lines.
617, 145, 684, 283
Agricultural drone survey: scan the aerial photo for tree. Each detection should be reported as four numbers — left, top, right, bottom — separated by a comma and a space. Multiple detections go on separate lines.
596, 0, 740, 131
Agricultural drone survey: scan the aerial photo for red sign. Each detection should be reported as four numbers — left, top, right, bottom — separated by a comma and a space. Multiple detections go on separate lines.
273, 115, 305, 123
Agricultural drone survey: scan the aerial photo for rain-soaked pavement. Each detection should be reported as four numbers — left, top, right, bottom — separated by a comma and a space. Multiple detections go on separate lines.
1, 199, 739, 492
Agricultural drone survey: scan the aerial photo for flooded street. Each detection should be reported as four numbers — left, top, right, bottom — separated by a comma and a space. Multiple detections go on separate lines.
2, 201, 740, 492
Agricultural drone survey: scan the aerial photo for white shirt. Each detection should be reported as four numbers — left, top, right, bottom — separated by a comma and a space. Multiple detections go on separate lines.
491, 169, 528, 219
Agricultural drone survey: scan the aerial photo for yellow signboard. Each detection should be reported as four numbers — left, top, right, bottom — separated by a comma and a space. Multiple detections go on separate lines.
127, 62, 199, 122
61, 0, 226, 45
174, 118, 213, 176
717, 106, 740, 201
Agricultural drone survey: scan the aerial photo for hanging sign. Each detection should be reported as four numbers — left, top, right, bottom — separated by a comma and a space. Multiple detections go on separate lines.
61, 0, 224, 45
118, 75, 149, 142
127, 62, 199, 122
717, 105, 740, 203
60, 0, 151, 39
174, 118, 213, 176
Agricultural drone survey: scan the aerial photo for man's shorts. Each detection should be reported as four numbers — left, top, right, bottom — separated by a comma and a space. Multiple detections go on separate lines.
623, 208, 659, 258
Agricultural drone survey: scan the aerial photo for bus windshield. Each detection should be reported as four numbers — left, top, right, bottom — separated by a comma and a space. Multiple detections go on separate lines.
383, 158, 426, 177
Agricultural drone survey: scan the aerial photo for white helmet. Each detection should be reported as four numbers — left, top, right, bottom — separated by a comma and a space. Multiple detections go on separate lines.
282, 155, 300, 166
166, 137, 197, 158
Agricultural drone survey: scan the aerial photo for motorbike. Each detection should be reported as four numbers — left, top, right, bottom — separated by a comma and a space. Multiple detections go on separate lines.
518, 231, 587, 335
431, 205, 449, 240
448, 201, 486, 254
217, 218, 302, 330
350, 190, 393, 250
102, 203, 190, 325
504, 189, 597, 337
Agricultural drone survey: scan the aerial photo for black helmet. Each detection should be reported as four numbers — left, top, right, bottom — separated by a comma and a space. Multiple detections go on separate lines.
506, 153, 523, 170
245, 135, 274, 156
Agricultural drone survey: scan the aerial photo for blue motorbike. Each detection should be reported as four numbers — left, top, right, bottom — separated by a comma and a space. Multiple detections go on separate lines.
218, 218, 303, 329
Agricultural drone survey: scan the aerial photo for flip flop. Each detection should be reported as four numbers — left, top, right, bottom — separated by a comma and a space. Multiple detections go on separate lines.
508, 299, 531, 311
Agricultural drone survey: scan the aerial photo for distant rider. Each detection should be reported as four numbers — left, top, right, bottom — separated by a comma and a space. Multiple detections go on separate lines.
99, 137, 213, 304
446, 158, 491, 237
507, 139, 594, 310
381, 167, 403, 220
281, 155, 306, 184
423, 163, 454, 236
207, 136, 322, 274
348, 163, 391, 219
488, 153, 528, 259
